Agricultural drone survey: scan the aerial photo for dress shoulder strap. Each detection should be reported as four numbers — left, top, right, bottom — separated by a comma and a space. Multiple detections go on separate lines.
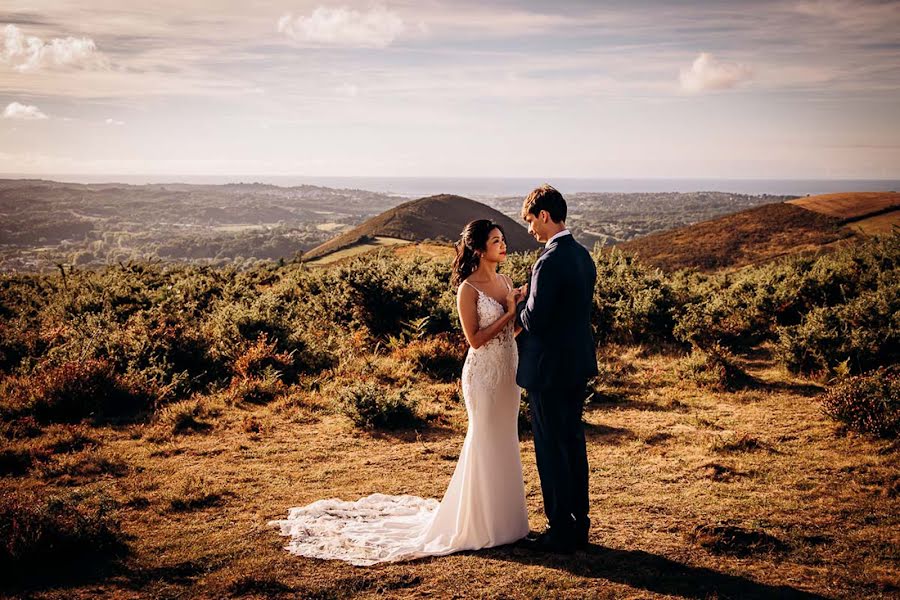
461, 280, 482, 295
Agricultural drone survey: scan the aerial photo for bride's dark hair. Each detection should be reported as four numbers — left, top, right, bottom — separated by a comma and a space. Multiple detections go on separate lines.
452, 219, 506, 288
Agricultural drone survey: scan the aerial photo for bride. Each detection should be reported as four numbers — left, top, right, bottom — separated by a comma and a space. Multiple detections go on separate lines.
268, 219, 530, 565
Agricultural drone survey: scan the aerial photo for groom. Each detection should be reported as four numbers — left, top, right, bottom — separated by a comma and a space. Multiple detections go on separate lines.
515, 184, 597, 553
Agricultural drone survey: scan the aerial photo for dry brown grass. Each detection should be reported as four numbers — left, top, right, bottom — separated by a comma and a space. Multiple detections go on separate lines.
849, 211, 900, 236
615, 202, 852, 272
305, 236, 412, 266
787, 192, 900, 220
2, 345, 898, 599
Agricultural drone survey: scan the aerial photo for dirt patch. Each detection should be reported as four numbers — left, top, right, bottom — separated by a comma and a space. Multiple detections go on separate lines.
688, 523, 788, 557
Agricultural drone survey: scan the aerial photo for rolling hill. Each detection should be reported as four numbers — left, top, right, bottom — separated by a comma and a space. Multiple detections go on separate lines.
302, 194, 540, 262
616, 191, 899, 272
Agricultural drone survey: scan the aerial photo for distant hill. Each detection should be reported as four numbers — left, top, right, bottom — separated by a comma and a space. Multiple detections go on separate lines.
303, 194, 540, 262
616, 192, 899, 272
787, 191, 899, 220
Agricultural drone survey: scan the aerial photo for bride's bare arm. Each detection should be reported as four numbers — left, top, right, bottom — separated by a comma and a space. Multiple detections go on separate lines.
457, 284, 517, 350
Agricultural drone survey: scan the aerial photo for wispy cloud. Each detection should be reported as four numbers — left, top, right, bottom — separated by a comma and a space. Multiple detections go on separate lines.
1, 24, 108, 72
105, 118, 124, 125
680, 53, 753, 93
277, 6, 406, 48
3, 101, 48, 119
335, 82, 359, 97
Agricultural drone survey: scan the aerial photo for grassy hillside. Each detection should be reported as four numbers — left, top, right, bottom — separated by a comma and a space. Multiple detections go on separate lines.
615, 202, 850, 272
1, 234, 897, 598
302, 194, 540, 262
617, 192, 899, 272
787, 191, 899, 220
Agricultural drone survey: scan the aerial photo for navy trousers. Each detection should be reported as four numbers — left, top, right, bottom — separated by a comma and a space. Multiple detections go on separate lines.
527, 382, 590, 534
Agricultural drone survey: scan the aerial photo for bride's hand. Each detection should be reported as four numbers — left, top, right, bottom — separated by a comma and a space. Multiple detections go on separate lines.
505, 288, 518, 314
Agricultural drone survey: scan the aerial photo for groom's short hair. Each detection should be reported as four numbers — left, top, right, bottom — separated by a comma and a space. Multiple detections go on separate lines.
522, 184, 567, 223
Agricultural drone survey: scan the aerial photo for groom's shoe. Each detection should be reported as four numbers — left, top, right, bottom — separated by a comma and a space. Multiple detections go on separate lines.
574, 517, 591, 549
521, 528, 575, 555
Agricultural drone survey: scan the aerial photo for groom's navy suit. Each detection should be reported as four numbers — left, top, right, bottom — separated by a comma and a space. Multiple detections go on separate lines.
516, 232, 597, 539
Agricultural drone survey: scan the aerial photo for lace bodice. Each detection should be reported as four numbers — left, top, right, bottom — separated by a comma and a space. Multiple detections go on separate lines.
462, 282, 518, 394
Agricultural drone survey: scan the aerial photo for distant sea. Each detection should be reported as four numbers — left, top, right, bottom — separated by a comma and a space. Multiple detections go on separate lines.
4, 174, 899, 198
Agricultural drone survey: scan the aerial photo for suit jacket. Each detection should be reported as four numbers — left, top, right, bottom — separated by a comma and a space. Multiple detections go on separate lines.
516, 233, 598, 391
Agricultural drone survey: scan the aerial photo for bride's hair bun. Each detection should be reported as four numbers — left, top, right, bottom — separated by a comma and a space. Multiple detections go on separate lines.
452, 219, 505, 288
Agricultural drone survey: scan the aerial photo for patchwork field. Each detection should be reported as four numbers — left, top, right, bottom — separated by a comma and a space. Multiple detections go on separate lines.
787, 192, 900, 220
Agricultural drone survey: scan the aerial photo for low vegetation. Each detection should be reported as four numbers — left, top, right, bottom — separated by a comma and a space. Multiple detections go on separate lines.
821, 367, 899, 438
0, 230, 896, 597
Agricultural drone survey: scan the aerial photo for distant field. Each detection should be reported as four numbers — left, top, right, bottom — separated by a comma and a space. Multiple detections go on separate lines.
787, 191, 900, 220
393, 242, 456, 262
305, 236, 411, 266
615, 202, 851, 272
848, 210, 900, 235
315, 222, 350, 232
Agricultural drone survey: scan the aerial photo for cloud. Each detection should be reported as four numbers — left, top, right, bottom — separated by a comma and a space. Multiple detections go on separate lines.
335, 82, 359, 97
3, 101, 48, 119
679, 52, 752, 93
277, 6, 405, 47
1, 23, 109, 72
105, 118, 124, 125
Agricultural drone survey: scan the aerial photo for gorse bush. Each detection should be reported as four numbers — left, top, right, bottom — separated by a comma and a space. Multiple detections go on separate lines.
0, 232, 896, 429
775, 285, 899, 376
672, 233, 899, 373
391, 335, 465, 382
591, 248, 678, 344
0, 491, 128, 583
821, 367, 899, 438
678, 344, 753, 392
338, 382, 422, 430
2, 358, 154, 424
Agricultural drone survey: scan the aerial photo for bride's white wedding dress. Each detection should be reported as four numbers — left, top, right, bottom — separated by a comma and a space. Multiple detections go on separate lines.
268, 280, 529, 566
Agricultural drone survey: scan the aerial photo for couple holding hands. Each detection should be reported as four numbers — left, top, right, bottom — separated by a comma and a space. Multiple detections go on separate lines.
269, 184, 597, 565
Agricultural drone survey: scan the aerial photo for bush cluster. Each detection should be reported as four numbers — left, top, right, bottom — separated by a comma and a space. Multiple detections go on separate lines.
671, 234, 898, 375
338, 382, 422, 430
591, 248, 677, 344
821, 367, 899, 438
678, 344, 753, 392
0, 233, 896, 428
0, 491, 128, 583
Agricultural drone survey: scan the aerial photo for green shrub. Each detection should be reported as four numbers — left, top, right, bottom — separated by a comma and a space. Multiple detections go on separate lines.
0, 491, 128, 583
591, 248, 677, 343
678, 344, 753, 391
775, 284, 899, 376
226, 368, 286, 405
821, 367, 899, 438
4, 358, 154, 424
673, 280, 770, 351
392, 335, 465, 382
338, 382, 422, 430
154, 398, 214, 435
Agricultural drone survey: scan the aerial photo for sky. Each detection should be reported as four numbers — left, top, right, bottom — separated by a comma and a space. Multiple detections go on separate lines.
1, 0, 899, 180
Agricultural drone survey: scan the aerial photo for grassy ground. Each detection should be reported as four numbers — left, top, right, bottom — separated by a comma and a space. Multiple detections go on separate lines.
787, 192, 900, 220
850, 211, 900, 236
2, 344, 898, 599
305, 237, 413, 266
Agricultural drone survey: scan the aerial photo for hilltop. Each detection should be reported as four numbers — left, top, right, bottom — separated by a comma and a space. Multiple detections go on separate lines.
616, 191, 899, 271
302, 194, 540, 262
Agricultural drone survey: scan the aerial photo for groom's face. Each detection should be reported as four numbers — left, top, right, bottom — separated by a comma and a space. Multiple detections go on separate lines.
524, 211, 550, 243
